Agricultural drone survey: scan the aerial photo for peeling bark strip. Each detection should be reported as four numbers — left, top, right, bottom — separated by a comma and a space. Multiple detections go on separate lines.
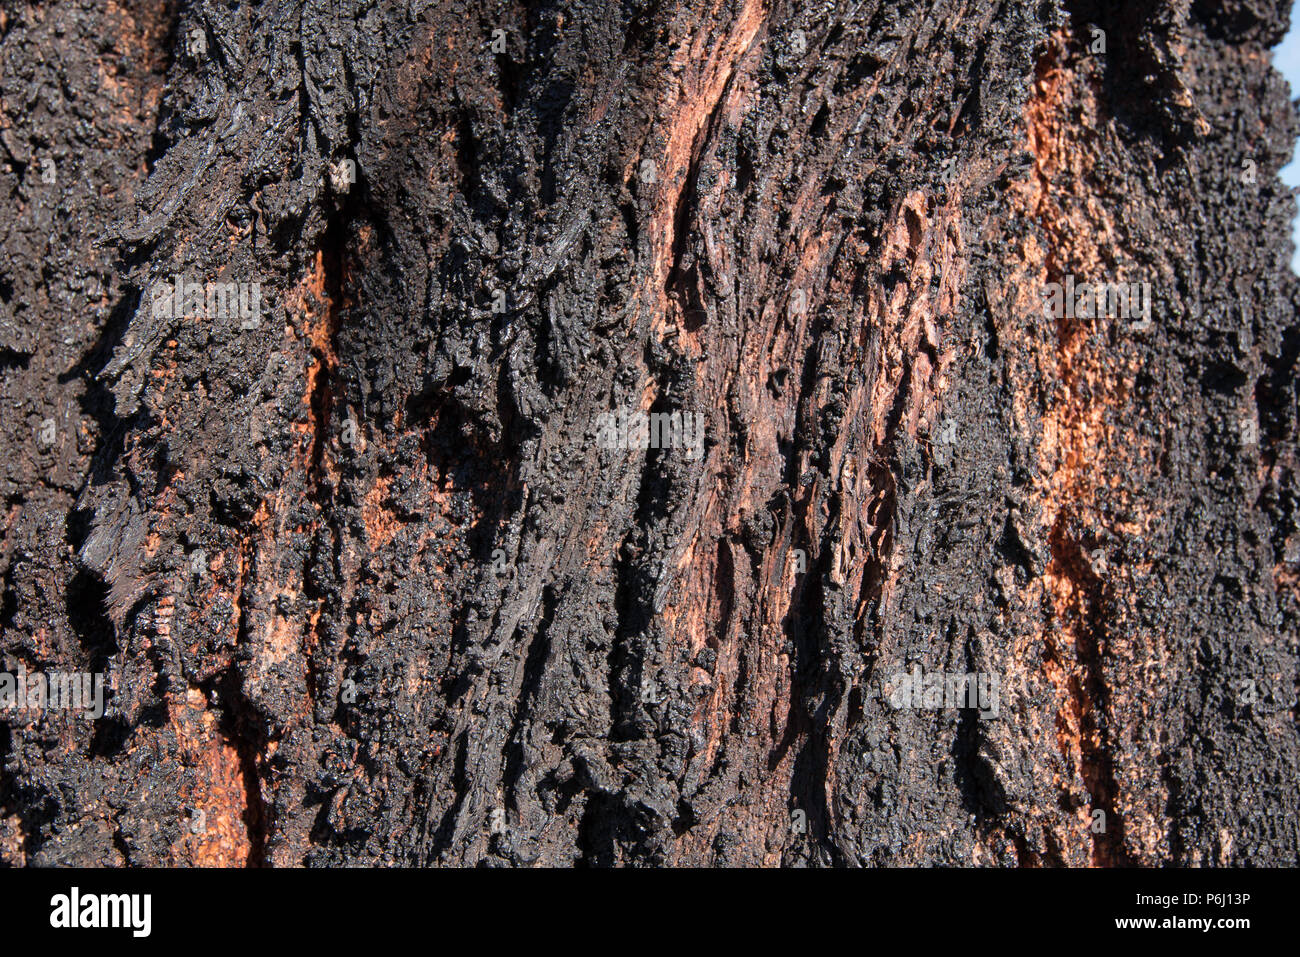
1, 0, 1298, 867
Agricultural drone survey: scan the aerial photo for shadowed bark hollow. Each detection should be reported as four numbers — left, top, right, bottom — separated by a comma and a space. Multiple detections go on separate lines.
1, 0, 1298, 866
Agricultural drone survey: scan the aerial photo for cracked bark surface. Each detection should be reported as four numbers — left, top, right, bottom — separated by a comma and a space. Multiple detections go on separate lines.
1, 0, 1298, 866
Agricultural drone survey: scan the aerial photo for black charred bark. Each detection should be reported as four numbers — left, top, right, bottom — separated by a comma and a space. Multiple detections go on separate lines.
1, 0, 1298, 866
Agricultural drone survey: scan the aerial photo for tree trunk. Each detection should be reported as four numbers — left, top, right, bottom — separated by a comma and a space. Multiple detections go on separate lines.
2, 0, 1298, 867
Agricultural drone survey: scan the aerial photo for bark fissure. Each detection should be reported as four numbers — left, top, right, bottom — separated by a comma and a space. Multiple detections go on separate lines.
2, 0, 1297, 868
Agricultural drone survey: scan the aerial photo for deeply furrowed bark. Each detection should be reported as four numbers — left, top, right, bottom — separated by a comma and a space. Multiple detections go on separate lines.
1, 0, 1298, 866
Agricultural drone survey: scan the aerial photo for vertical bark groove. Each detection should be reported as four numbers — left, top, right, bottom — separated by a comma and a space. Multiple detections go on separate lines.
1, 0, 1297, 867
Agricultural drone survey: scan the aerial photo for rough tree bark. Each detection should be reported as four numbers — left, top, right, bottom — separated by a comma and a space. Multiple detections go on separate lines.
1, 0, 1298, 867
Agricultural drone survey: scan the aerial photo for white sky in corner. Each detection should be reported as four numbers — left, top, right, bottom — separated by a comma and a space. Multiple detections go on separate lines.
1275, 3, 1300, 273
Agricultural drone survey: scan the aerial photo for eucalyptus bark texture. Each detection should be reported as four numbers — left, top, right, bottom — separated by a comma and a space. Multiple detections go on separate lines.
1, 0, 1298, 866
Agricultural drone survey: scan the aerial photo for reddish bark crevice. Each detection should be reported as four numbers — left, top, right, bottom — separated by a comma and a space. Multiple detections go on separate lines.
3, 0, 1298, 868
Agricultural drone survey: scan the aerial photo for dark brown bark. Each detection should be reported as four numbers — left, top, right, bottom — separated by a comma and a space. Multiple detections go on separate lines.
1, 0, 1298, 866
